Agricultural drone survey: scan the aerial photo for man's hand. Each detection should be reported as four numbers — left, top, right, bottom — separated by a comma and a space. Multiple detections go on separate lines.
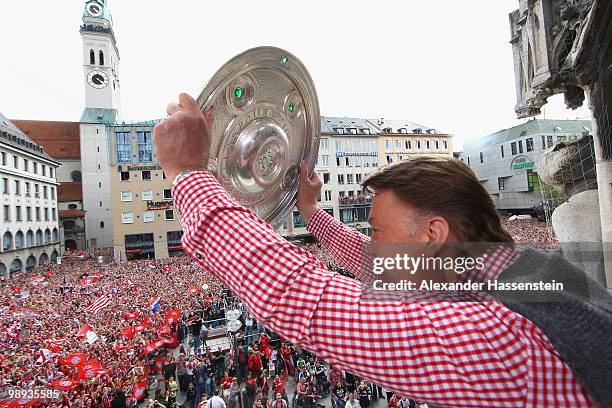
153, 93, 214, 182
296, 161, 322, 224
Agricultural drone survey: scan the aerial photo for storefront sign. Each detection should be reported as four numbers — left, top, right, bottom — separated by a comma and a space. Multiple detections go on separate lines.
511, 155, 534, 170
147, 200, 173, 210
126, 165, 162, 171
335, 152, 378, 157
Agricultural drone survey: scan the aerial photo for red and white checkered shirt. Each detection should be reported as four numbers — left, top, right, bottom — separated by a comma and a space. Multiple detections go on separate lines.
174, 171, 594, 407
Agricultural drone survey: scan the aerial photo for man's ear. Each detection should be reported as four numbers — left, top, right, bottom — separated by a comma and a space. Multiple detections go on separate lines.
425, 216, 450, 243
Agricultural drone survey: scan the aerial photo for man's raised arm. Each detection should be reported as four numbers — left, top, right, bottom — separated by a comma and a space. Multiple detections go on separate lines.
296, 163, 371, 279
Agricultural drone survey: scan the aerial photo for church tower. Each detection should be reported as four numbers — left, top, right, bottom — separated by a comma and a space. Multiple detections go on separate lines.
80, 0, 121, 119
79, 0, 118, 250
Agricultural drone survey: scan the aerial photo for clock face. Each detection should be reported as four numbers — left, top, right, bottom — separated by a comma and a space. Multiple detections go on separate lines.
87, 70, 109, 89
87, 2, 103, 17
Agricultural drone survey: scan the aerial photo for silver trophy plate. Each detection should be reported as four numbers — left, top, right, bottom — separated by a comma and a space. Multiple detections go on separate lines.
196, 47, 320, 229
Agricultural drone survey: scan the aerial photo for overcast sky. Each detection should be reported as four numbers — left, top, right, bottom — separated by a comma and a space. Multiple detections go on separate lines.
0, 0, 592, 148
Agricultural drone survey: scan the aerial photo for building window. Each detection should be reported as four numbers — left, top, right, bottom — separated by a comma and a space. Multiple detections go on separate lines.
13, 155, 18, 168
71, 170, 82, 182
100, 221, 105, 228
122, 212, 133, 224
547, 135, 553, 147
165, 209, 175, 220
2, 178, 8, 194
99, 50, 104, 66
386, 155, 392, 164
467, 156, 470, 166
518, 140, 524, 154
426, 140, 430, 150
99, 201, 103, 207
15, 206, 22, 222
162, 172, 166, 180
511, 142, 517, 155
35, 207, 40, 221
347, 174, 354, 184
385, 140, 390, 150
50, 168, 54, 178
479, 152, 484, 163
51, 187, 55, 200
23, 159, 28, 171
43, 186, 48, 199
52, 208, 56, 221
1, 152, 5, 165
44, 208, 49, 221
337, 174, 344, 184
116, 132, 132, 163
336, 157, 341, 166
137, 131, 153, 162
416, 140, 421, 150
321, 155, 329, 167
498, 177, 505, 191
324, 190, 332, 201
345, 157, 349, 166
121, 191, 132, 201
435, 140, 439, 149
26, 207, 32, 221
395, 140, 401, 149
527, 170, 540, 192
526, 137, 534, 152
356, 174, 362, 184
90, 49, 95, 64
323, 173, 330, 184
500, 145, 505, 158
142, 171, 151, 180
121, 171, 130, 181
34, 184, 39, 198
33, 162, 37, 174
3, 205, 9, 221
42, 165, 46, 177
320, 138, 328, 150
142, 190, 153, 201
143, 211, 154, 223
163, 189, 172, 199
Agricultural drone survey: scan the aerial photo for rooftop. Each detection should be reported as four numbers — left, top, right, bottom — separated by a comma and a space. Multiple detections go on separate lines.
462, 118, 593, 154
58, 182, 83, 202
11, 120, 81, 160
320, 117, 379, 135
0, 113, 58, 162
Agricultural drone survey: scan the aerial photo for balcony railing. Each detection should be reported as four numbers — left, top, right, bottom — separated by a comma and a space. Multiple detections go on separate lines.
338, 195, 372, 206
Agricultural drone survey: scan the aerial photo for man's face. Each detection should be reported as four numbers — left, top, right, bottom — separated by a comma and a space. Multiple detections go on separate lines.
369, 189, 430, 244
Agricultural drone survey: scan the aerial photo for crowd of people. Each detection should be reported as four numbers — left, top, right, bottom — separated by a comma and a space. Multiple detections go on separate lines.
1, 216, 554, 408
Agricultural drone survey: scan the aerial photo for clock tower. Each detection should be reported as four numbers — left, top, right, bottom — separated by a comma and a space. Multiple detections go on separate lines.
79, 0, 119, 250
80, 0, 121, 119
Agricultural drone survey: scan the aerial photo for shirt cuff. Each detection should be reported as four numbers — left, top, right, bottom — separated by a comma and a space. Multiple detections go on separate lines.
172, 171, 233, 217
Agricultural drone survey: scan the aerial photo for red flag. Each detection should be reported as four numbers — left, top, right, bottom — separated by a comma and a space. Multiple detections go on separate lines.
131, 379, 148, 400
124, 311, 140, 321
51, 377, 78, 391
156, 326, 171, 336
122, 326, 136, 340
141, 316, 153, 328
144, 342, 158, 354
76, 360, 102, 380
45, 337, 66, 352
147, 261, 156, 269
163, 265, 172, 272
187, 285, 199, 295
81, 275, 100, 286
59, 353, 88, 366
154, 355, 164, 372
84, 294, 111, 315
154, 339, 165, 349
77, 325, 93, 337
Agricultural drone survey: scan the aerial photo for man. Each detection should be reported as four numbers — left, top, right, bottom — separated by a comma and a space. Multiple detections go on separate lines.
271, 392, 288, 408
153, 93, 612, 407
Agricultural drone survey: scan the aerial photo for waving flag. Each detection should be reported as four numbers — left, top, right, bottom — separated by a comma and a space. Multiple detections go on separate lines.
51, 378, 78, 391
59, 353, 88, 366
30, 275, 46, 285
85, 294, 111, 315
131, 379, 148, 400
124, 311, 140, 321
156, 325, 171, 336
122, 326, 136, 340
75, 360, 103, 380
81, 275, 101, 286
45, 338, 66, 352
147, 261, 156, 269
148, 296, 161, 313
163, 265, 172, 272
165, 309, 181, 326
77, 325, 93, 338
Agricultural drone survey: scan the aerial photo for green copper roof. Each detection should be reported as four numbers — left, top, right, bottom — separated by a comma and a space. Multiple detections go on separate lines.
80, 108, 118, 124
83, 0, 113, 23
462, 119, 592, 154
